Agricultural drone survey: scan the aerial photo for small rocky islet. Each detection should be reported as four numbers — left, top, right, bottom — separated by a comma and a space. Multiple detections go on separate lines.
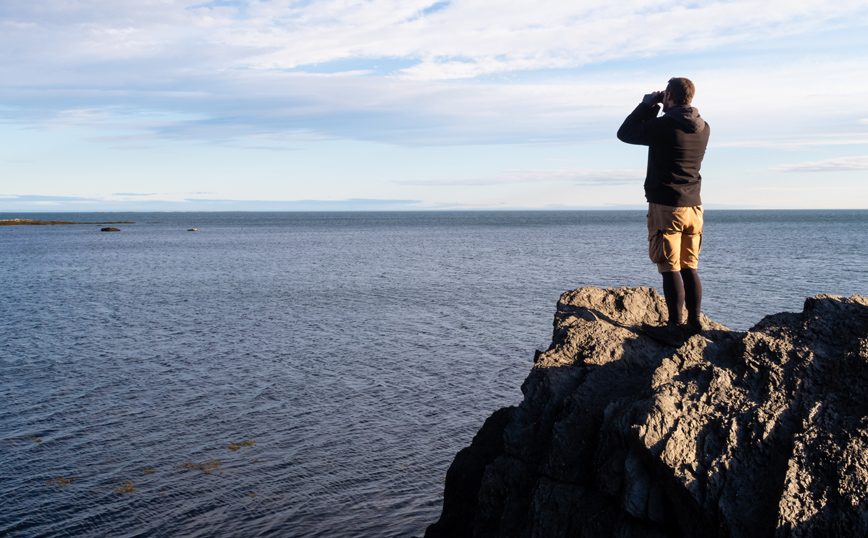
2, 219, 202, 232
425, 286, 868, 538
0, 219, 134, 226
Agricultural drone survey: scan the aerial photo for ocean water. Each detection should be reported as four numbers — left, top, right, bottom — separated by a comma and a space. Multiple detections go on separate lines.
1, 210, 866, 537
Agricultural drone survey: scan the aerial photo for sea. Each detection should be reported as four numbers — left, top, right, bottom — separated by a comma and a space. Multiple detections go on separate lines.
2, 210, 867, 537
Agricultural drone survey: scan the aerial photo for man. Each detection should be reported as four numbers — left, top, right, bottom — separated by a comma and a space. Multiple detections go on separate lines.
617, 77, 710, 346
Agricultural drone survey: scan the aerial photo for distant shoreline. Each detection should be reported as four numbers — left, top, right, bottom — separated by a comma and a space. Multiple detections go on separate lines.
0, 219, 135, 226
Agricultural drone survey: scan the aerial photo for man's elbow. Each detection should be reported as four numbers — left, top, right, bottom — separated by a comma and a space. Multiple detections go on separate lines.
616, 126, 634, 143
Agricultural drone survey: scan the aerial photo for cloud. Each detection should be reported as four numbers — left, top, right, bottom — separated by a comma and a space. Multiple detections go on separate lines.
387, 1, 868, 81
2, 1, 867, 210
182, 197, 421, 207
398, 168, 643, 186
771, 156, 868, 172
0, 71, 632, 145
713, 137, 868, 150
5, 1, 868, 81
0, 196, 423, 212
3, 53, 867, 150
1, 0, 867, 150
543, 203, 646, 210
8, 0, 863, 80
0, 194, 100, 202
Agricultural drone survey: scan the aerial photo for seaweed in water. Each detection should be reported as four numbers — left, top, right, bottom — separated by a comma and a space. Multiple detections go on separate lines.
174, 458, 222, 474
113, 481, 135, 494
46, 476, 76, 486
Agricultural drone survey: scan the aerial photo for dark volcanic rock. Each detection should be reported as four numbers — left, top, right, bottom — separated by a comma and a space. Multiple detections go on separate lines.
425, 287, 868, 538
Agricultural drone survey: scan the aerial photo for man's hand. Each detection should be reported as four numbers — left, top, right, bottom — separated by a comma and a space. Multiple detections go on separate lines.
642, 91, 663, 106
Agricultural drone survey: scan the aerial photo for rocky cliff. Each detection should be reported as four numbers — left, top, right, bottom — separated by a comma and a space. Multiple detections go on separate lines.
425, 287, 868, 538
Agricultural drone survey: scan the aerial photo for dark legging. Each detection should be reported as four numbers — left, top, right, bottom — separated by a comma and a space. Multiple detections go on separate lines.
661, 269, 702, 325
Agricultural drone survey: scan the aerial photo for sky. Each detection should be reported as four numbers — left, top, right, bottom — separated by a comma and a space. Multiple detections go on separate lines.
2, 0, 868, 211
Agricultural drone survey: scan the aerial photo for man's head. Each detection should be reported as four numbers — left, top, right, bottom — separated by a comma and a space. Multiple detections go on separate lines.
665, 77, 695, 108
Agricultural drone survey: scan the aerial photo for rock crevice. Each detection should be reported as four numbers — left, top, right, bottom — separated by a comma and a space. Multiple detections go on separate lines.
425, 286, 868, 538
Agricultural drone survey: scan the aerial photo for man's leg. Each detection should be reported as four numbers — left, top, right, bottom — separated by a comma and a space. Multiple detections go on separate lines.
644, 203, 687, 345
661, 271, 685, 326
679, 206, 703, 332
681, 268, 702, 328
642, 268, 686, 346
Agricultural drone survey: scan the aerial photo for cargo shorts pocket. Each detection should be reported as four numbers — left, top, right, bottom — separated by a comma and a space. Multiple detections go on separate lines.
649, 229, 667, 264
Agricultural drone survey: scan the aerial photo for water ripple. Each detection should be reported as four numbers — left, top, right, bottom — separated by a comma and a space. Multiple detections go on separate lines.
2, 210, 867, 537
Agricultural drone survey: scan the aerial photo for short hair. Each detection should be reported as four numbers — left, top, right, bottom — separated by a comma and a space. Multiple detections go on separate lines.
666, 77, 695, 106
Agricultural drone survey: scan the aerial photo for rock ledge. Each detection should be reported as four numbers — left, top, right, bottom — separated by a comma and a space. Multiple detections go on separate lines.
425, 286, 868, 538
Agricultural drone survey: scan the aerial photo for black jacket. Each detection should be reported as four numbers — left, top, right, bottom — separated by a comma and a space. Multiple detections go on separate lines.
617, 103, 709, 207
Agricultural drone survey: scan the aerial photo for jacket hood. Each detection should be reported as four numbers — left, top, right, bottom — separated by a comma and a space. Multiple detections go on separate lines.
665, 106, 706, 133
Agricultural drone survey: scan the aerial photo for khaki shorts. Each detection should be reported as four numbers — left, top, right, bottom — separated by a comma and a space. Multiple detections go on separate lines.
647, 203, 703, 273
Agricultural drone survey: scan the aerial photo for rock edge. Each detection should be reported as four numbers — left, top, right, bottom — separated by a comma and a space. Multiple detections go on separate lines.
425, 286, 868, 538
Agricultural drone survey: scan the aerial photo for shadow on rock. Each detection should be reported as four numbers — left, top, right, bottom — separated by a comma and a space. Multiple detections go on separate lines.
424, 287, 868, 538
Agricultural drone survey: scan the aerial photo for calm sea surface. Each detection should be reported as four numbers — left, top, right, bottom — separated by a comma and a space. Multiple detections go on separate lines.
2, 210, 867, 537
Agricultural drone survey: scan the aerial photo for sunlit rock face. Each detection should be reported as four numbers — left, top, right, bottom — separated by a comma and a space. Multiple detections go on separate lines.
425, 287, 868, 538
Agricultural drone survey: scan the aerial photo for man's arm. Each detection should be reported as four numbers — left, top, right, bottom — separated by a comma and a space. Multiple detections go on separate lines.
617, 100, 661, 146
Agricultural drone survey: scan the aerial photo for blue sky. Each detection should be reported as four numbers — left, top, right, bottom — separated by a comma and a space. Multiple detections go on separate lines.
2, 0, 868, 211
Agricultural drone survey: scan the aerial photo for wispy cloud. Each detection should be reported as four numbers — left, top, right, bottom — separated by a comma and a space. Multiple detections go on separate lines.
2, 0, 868, 209
0, 196, 423, 211
388, 1, 868, 80
3, 55, 866, 149
713, 135, 868, 150
0, 194, 100, 202
398, 168, 643, 186
0, 73, 631, 145
182, 198, 421, 207
2, 0, 867, 149
750, 187, 847, 191
771, 156, 868, 172
8, 0, 860, 80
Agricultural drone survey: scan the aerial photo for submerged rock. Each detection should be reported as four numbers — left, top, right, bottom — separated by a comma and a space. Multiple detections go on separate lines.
100, 227, 121, 232
425, 286, 868, 538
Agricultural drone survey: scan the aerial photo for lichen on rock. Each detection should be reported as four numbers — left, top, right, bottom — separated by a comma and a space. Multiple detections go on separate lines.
425, 287, 868, 538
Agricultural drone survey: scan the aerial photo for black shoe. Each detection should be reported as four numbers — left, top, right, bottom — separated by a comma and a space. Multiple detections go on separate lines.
640, 323, 685, 347
683, 319, 704, 338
